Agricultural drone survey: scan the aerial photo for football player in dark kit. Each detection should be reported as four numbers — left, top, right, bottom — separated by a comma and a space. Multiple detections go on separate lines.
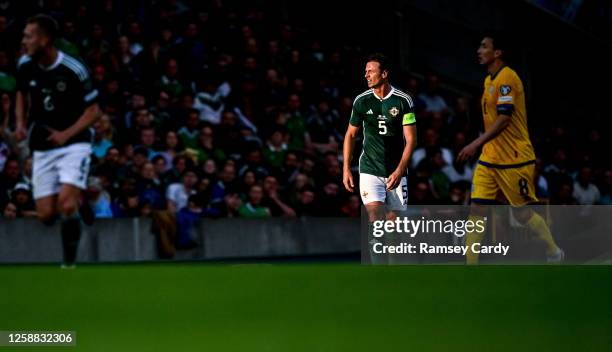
15, 14, 101, 267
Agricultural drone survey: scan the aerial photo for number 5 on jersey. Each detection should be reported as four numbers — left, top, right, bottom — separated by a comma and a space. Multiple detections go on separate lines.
378, 120, 387, 135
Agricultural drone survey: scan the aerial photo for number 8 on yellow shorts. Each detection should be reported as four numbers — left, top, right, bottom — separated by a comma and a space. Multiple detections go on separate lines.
470, 160, 538, 206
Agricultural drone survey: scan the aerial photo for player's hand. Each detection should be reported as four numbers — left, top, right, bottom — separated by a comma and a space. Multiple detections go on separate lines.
343, 168, 355, 192
46, 129, 71, 147
457, 142, 479, 163
386, 170, 402, 190
14, 127, 27, 142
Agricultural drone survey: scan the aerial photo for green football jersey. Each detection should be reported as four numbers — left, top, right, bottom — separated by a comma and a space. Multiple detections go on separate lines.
349, 87, 416, 177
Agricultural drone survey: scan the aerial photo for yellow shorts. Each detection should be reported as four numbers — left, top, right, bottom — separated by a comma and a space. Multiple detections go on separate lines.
470, 160, 538, 206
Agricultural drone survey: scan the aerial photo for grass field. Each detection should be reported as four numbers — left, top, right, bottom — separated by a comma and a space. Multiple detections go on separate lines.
1, 263, 612, 351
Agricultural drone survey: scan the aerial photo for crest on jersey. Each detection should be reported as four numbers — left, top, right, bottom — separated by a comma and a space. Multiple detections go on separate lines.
362, 191, 368, 198
56, 81, 66, 92
500, 85, 512, 96
488, 86, 494, 95
389, 107, 399, 117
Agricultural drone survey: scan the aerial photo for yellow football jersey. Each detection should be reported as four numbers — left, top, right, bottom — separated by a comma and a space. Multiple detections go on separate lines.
480, 66, 535, 165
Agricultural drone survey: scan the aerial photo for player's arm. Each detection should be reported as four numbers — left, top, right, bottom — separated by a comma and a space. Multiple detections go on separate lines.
386, 124, 417, 190
458, 79, 516, 163
457, 114, 511, 163
343, 124, 360, 192
14, 91, 28, 141
343, 100, 364, 193
47, 103, 101, 147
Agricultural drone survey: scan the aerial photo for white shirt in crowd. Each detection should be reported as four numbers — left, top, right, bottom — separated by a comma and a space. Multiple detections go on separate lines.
166, 183, 196, 211
573, 182, 600, 205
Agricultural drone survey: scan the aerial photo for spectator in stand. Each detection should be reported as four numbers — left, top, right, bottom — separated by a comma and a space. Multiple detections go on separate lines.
137, 162, 166, 210
210, 162, 237, 205
294, 187, 319, 217
573, 165, 601, 205
176, 194, 204, 249
442, 132, 473, 183
285, 94, 309, 151
136, 127, 160, 160
166, 169, 199, 213
92, 114, 115, 159
341, 195, 361, 218
238, 184, 271, 218
262, 175, 296, 217
598, 169, 612, 205
306, 99, 340, 154
8, 183, 36, 218
551, 179, 577, 205
418, 73, 449, 117
192, 125, 226, 165
0, 157, 21, 209
263, 128, 288, 173
411, 128, 454, 169
159, 130, 183, 171
178, 109, 201, 149
86, 177, 113, 218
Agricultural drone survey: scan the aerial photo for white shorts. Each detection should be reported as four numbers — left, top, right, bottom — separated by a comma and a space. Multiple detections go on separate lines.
32, 143, 92, 200
359, 173, 408, 210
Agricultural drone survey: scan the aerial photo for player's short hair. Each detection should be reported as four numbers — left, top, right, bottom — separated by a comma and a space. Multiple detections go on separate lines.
366, 53, 390, 73
483, 31, 511, 58
27, 14, 59, 42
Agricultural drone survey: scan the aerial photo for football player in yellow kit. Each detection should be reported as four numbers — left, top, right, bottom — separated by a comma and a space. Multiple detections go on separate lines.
457, 33, 564, 263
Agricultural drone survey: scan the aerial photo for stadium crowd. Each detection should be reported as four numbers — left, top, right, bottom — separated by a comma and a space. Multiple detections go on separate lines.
1, 0, 611, 228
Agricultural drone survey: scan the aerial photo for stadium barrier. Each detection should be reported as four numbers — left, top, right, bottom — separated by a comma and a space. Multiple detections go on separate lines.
0, 217, 361, 263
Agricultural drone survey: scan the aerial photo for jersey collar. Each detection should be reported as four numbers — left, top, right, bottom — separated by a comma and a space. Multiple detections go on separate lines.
373, 86, 395, 100
39, 51, 64, 71
489, 64, 506, 81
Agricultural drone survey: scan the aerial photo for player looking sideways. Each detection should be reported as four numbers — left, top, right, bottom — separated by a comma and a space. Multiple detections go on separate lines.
457, 33, 564, 263
343, 53, 417, 254
15, 14, 101, 267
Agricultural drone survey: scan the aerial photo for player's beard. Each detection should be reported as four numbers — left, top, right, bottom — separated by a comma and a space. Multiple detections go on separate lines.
29, 46, 45, 60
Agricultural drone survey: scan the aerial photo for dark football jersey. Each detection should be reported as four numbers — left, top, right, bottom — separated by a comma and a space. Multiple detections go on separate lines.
16, 51, 98, 151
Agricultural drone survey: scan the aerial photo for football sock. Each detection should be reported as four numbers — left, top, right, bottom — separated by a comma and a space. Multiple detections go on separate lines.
61, 215, 82, 265
465, 214, 486, 265
525, 213, 560, 255
367, 222, 384, 264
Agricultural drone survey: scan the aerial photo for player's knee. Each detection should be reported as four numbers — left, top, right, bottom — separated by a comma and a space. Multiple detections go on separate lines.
58, 198, 78, 217
470, 204, 488, 217
512, 207, 533, 224
365, 202, 384, 221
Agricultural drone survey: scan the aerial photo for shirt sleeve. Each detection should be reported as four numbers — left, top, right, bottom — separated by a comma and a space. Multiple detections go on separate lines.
402, 95, 416, 125
67, 57, 99, 106
15, 56, 31, 93
496, 74, 516, 116
80, 72, 98, 106
349, 99, 363, 126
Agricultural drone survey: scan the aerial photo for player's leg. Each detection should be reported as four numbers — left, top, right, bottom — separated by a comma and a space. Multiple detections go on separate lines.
57, 184, 83, 266
32, 149, 61, 225
35, 196, 58, 225
360, 174, 388, 263
465, 164, 499, 264
384, 176, 408, 264
498, 165, 563, 262
56, 144, 92, 266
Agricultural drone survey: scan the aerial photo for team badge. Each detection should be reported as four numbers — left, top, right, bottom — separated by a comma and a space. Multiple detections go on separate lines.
389, 107, 399, 117
500, 85, 511, 95
57, 81, 67, 92
362, 191, 368, 198
488, 86, 494, 95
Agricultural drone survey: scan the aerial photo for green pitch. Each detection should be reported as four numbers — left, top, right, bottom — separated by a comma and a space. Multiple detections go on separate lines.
1, 263, 611, 351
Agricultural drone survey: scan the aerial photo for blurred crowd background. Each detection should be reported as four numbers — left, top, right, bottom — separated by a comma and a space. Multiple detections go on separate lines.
1, 0, 611, 225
